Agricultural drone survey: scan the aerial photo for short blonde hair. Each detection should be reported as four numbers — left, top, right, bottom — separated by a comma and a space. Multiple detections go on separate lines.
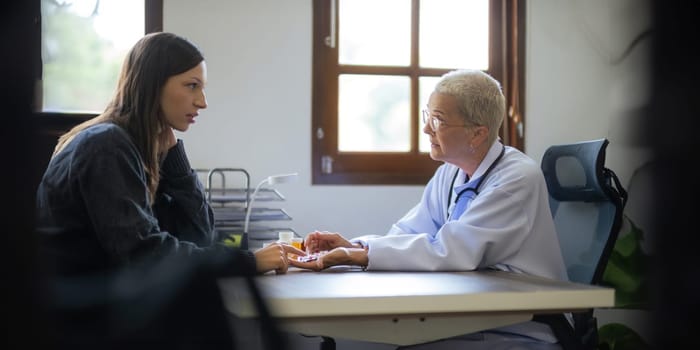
434, 69, 506, 146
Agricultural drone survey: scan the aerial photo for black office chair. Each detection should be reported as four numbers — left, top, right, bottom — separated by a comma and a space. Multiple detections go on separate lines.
534, 138, 628, 350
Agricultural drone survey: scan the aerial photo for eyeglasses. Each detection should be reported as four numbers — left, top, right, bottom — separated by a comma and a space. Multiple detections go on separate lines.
422, 109, 468, 132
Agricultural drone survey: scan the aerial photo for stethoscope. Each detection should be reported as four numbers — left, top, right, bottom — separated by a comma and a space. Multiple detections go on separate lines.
446, 143, 506, 220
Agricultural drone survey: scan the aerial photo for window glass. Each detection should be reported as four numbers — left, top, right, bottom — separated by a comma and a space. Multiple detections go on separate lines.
338, 0, 411, 66
312, 0, 523, 185
419, 0, 489, 69
338, 74, 410, 152
41, 0, 144, 113
419, 76, 441, 153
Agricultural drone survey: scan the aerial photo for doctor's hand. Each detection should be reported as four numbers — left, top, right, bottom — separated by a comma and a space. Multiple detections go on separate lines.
289, 247, 368, 271
254, 242, 306, 274
304, 231, 357, 253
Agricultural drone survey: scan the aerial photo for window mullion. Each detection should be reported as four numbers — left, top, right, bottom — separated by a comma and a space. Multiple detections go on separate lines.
410, 0, 420, 154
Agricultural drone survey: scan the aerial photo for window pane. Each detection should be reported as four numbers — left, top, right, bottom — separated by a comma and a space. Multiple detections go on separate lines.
41, 0, 144, 113
419, 76, 441, 153
338, 75, 410, 152
339, 0, 411, 66
419, 0, 489, 70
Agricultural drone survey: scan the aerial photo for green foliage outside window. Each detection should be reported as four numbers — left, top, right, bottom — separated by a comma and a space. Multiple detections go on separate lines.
41, 0, 139, 113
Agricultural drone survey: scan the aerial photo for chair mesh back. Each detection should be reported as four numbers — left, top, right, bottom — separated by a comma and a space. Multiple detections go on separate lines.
541, 139, 626, 285
551, 201, 617, 284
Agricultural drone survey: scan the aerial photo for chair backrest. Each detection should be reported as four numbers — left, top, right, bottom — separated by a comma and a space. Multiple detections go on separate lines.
541, 138, 628, 285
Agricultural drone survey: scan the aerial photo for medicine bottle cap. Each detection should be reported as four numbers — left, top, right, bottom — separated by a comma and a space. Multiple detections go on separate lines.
278, 231, 294, 243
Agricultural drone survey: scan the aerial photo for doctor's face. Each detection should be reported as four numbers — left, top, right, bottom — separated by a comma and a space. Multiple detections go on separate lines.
423, 92, 475, 164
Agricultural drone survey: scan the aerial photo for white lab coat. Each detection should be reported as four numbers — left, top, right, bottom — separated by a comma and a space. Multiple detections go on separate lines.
362, 142, 566, 280
356, 142, 568, 344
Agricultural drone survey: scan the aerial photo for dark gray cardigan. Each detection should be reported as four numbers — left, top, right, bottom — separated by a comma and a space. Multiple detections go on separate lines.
35, 122, 255, 277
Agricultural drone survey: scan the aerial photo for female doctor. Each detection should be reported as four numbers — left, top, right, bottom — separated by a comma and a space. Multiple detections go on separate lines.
296, 69, 568, 349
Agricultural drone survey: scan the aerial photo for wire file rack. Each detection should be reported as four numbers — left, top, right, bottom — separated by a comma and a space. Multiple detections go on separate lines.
197, 168, 296, 249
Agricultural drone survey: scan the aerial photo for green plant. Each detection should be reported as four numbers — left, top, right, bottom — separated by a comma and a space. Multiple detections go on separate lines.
598, 216, 651, 349
601, 216, 649, 308
598, 323, 651, 350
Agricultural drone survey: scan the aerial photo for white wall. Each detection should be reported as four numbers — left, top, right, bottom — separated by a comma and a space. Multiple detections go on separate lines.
164, 0, 421, 240
526, 0, 652, 185
164, 0, 653, 347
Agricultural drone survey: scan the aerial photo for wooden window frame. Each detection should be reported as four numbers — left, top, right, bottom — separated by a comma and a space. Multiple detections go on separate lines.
311, 0, 525, 185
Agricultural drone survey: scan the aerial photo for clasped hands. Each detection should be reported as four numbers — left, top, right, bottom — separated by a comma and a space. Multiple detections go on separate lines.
291, 231, 368, 271
255, 231, 368, 274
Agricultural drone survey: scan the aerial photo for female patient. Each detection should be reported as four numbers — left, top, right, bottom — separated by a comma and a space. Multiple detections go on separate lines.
35, 32, 301, 277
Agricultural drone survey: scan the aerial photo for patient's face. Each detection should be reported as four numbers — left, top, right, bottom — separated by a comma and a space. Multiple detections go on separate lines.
160, 61, 208, 132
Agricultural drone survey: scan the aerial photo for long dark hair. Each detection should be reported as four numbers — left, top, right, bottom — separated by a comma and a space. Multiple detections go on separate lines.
54, 32, 204, 202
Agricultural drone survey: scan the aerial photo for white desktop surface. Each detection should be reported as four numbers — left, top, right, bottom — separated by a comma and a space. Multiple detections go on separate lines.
218, 267, 614, 345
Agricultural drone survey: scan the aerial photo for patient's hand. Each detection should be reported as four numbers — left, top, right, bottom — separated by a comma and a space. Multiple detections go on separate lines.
254, 243, 306, 274
159, 125, 177, 153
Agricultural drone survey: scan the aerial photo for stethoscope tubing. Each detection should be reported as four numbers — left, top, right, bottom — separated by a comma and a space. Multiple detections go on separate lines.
446, 143, 506, 220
